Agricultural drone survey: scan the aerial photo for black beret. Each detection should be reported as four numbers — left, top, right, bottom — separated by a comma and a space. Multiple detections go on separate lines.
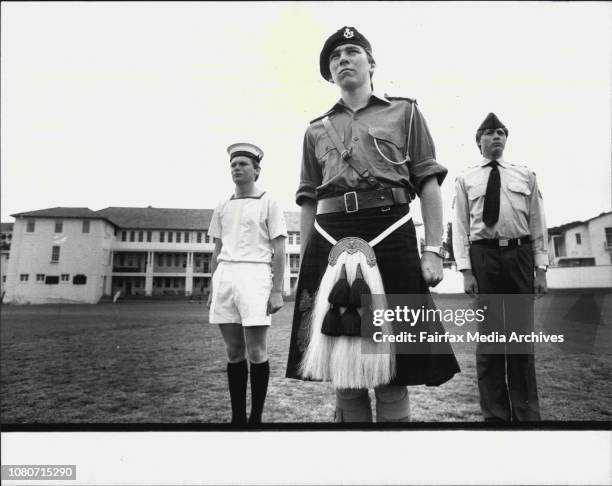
475, 113, 509, 144
319, 26, 372, 81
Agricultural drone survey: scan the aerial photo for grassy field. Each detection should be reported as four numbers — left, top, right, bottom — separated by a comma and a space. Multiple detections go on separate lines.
1, 292, 610, 424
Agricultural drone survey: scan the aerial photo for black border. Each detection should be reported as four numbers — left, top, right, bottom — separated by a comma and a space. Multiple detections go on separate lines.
2, 421, 610, 432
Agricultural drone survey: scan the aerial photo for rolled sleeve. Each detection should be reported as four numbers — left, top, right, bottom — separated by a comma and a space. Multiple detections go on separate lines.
452, 176, 472, 271
407, 104, 447, 194
296, 130, 322, 206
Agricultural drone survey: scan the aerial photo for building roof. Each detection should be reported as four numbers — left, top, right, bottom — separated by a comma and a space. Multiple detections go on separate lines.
97, 207, 215, 231
0, 223, 13, 233
12, 207, 103, 219
8, 205, 299, 232
548, 210, 612, 236
96, 206, 301, 232
548, 220, 585, 235
10, 207, 118, 228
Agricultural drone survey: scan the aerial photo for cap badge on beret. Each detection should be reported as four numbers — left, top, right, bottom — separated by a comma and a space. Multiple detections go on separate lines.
319, 26, 372, 81
343, 28, 355, 39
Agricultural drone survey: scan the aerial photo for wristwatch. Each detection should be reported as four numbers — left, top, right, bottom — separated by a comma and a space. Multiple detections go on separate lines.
536, 265, 548, 272
423, 245, 449, 259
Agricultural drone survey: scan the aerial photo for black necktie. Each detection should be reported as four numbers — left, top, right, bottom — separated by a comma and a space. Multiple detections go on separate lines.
483, 160, 500, 227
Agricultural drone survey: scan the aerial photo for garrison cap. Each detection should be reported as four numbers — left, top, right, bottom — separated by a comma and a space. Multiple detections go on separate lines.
227, 142, 264, 163
476, 112, 509, 144
319, 26, 372, 81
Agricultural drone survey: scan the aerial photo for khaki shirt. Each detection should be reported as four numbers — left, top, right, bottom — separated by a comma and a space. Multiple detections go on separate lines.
296, 93, 447, 205
452, 157, 549, 270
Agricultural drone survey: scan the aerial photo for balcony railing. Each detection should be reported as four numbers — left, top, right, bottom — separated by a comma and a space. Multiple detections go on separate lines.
113, 266, 146, 273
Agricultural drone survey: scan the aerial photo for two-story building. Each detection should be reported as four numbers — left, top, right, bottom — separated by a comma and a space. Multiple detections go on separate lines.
1, 222, 14, 297
3, 206, 302, 304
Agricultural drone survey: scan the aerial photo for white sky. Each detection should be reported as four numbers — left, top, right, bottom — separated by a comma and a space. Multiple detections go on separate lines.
1, 1, 610, 227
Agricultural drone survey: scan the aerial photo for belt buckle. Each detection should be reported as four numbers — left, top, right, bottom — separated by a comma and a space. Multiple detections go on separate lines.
344, 191, 358, 214
499, 239, 509, 247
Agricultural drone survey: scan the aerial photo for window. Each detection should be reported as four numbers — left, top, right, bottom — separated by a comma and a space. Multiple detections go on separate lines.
173, 278, 180, 288
160, 232, 165, 243
295, 233, 301, 245
130, 231, 135, 242
134, 279, 140, 288
138, 231, 144, 242
290, 254, 300, 270
575, 233, 581, 245
288, 233, 293, 245
55, 221, 63, 233
2, 276, 5, 283
184, 232, 189, 243
73, 274, 87, 285
45, 275, 59, 284
158, 255, 163, 266
82, 220, 90, 233
122, 231, 127, 242
205, 232, 210, 243
26, 221, 35, 232
165, 277, 171, 288
174, 254, 180, 266
168, 232, 173, 243
127, 257, 133, 266
147, 231, 152, 242
51, 245, 60, 262
61, 274, 69, 282
119, 255, 125, 266
36, 273, 45, 282
197, 232, 202, 243
166, 254, 172, 266
605, 227, 612, 247
176, 232, 181, 243
20, 274, 29, 282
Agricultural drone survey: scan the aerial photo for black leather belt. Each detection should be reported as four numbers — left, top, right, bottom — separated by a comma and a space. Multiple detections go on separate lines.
471, 236, 531, 248
316, 188, 410, 215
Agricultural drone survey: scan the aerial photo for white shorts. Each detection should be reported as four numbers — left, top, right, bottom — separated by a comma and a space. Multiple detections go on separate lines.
209, 262, 273, 327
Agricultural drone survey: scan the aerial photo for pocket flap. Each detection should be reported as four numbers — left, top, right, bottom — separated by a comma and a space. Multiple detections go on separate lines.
507, 182, 531, 196
368, 127, 404, 148
468, 183, 487, 200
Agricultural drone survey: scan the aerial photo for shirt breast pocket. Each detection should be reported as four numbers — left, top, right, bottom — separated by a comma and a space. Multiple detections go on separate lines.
467, 183, 487, 201
507, 181, 531, 213
368, 127, 408, 166
315, 134, 343, 181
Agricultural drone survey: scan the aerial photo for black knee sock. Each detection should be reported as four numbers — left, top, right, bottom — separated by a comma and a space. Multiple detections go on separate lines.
248, 360, 270, 424
227, 360, 248, 424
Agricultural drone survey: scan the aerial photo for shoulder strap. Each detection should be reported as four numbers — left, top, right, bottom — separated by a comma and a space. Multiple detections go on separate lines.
322, 116, 378, 187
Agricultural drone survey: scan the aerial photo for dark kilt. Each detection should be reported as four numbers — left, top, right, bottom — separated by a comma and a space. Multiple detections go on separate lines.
285, 204, 460, 386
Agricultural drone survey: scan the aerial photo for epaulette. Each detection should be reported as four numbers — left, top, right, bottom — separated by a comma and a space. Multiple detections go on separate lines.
309, 108, 336, 125
384, 94, 417, 104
